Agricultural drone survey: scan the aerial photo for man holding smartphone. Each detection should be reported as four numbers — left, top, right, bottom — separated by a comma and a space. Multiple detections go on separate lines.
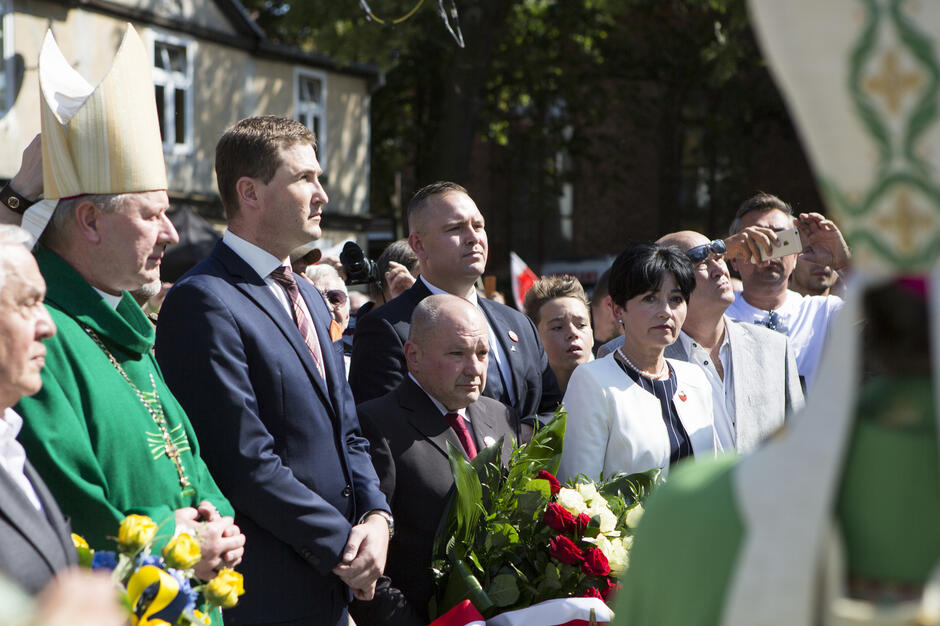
725, 192, 850, 391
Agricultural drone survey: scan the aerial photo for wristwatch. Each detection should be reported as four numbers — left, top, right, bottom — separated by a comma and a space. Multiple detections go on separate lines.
0, 183, 36, 215
361, 509, 395, 539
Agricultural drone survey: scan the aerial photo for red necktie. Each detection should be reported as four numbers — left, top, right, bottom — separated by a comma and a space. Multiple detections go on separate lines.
445, 412, 477, 459
270, 266, 325, 378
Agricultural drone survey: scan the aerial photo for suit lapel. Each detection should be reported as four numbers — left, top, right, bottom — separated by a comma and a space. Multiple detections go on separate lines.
0, 464, 68, 573
725, 321, 755, 452
477, 299, 523, 405
212, 243, 333, 411
25, 462, 75, 567
399, 378, 468, 461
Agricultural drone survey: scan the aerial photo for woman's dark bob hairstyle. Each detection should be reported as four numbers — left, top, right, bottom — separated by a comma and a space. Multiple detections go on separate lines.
608, 242, 696, 308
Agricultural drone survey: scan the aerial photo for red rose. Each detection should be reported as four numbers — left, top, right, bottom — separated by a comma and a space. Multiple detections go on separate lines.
582, 587, 603, 600
548, 535, 584, 565
543, 503, 577, 533
581, 547, 611, 577
601, 578, 621, 600
575, 512, 591, 532
538, 470, 562, 494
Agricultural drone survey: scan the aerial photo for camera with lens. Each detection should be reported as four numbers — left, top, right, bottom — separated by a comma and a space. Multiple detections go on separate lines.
340, 241, 381, 286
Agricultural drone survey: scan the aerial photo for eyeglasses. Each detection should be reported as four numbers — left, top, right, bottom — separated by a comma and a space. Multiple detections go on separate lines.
685, 240, 727, 264
321, 289, 348, 307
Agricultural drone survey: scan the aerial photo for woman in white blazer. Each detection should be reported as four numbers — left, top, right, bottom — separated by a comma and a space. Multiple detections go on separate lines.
558, 243, 719, 482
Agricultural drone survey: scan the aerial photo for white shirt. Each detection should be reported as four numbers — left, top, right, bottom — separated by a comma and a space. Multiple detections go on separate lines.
223, 230, 312, 322
93, 288, 123, 309
679, 330, 736, 450
726, 289, 842, 392
419, 276, 517, 405
0, 408, 43, 511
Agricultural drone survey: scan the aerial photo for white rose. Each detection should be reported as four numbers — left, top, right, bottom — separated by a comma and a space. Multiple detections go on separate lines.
589, 503, 618, 534
576, 482, 601, 505
625, 504, 645, 529
604, 537, 630, 575
557, 487, 588, 515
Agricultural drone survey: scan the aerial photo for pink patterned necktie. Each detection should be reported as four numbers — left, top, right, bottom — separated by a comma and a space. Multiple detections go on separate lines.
269, 265, 325, 379
445, 412, 477, 459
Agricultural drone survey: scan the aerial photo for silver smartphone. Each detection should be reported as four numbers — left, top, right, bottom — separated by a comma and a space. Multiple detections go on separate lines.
759, 227, 803, 261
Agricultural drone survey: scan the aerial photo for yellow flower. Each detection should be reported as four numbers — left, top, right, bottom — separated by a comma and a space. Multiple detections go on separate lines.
193, 609, 212, 625
70, 533, 89, 550
206, 568, 245, 609
117, 514, 157, 554
162, 532, 201, 570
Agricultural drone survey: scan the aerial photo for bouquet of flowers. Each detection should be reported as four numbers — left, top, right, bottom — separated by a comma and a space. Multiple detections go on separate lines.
429, 407, 657, 623
72, 514, 244, 625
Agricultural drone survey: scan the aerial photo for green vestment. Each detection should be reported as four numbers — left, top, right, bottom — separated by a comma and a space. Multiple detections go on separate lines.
613, 376, 940, 625
16, 247, 233, 549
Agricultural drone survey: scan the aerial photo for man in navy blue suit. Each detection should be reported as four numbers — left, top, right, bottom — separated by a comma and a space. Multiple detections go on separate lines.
349, 182, 559, 422
155, 117, 392, 626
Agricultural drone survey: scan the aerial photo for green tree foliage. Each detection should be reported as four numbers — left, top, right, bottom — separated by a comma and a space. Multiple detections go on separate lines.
243, 0, 801, 256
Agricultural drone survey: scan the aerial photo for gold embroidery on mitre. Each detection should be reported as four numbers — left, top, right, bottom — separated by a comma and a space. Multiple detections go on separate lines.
38, 25, 166, 202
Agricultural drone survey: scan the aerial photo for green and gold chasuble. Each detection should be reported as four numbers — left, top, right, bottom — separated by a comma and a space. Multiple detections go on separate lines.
16, 246, 233, 550
613, 376, 940, 625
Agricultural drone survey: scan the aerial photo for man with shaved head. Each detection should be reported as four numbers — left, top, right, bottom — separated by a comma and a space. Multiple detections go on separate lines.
351, 294, 521, 624
599, 230, 804, 453
349, 181, 557, 425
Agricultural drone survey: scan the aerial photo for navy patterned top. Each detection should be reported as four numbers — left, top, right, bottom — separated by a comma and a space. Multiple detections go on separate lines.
613, 354, 693, 466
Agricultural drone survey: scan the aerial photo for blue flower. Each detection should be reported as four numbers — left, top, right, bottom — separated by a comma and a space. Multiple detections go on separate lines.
91, 550, 118, 571
168, 568, 198, 613
137, 554, 164, 569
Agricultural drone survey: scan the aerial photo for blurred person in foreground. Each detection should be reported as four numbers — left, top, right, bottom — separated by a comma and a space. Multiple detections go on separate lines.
5, 27, 242, 594
558, 243, 718, 482
523, 274, 594, 393
351, 295, 521, 625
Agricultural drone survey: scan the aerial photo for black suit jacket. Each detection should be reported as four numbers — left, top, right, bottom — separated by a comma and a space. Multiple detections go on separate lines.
0, 459, 77, 595
349, 279, 560, 421
155, 241, 389, 626
352, 377, 520, 623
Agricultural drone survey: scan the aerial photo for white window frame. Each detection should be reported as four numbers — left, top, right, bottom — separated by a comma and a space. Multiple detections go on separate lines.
148, 30, 196, 156
294, 67, 328, 172
0, 2, 14, 114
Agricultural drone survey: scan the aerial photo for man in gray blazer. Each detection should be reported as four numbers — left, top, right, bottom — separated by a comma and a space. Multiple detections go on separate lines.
598, 230, 804, 453
0, 226, 76, 594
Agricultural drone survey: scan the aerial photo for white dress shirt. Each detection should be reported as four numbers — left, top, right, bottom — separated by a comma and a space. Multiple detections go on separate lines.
678, 330, 736, 450
223, 230, 314, 323
419, 275, 517, 405
0, 408, 43, 511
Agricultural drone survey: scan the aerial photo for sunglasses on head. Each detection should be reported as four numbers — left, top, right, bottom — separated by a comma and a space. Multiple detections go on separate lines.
685, 239, 727, 264
321, 289, 348, 307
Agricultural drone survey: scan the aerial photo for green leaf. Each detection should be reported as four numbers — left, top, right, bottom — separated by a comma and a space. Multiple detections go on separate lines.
447, 441, 484, 551
524, 478, 552, 499
597, 468, 660, 506
434, 558, 493, 620
487, 573, 520, 607
507, 407, 567, 486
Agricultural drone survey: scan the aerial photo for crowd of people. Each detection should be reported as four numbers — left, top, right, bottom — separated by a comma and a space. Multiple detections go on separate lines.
0, 22, 862, 626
